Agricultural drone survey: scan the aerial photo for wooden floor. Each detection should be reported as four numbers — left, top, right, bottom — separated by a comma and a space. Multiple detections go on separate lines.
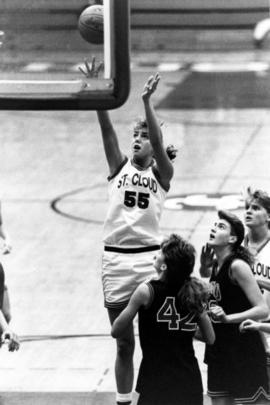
0, 47, 270, 403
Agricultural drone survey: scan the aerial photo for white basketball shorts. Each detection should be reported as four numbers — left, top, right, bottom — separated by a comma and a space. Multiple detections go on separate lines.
102, 245, 160, 309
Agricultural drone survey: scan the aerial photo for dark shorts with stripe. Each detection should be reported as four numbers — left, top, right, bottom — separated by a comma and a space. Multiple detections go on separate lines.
137, 392, 203, 405
206, 333, 270, 404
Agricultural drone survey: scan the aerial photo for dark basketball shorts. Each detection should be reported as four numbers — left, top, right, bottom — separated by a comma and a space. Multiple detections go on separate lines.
207, 356, 269, 404
137, 392, 203, 405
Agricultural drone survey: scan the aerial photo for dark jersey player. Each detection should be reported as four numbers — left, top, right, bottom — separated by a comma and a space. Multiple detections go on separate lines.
111, 234, 215, 405
205, 210, 269, 405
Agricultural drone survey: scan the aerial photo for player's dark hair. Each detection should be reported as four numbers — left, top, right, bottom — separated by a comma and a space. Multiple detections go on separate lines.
161, 234, 209, 313
161, 234, 195, 285
134, 118, 177, 161
218, 210, 253, 266
228, 245, 254, 266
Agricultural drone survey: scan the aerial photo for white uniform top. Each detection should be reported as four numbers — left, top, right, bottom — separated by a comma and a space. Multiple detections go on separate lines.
251, 240, 270, 309
103, 158, 168, 248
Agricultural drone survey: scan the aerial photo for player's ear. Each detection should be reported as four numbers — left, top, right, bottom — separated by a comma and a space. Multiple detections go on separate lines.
229, 235, 237, 245
160, 264, 167, 272
266, 212, 270, 227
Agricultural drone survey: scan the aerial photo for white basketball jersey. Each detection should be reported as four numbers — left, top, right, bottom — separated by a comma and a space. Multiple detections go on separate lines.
250, 239, 270, 308
103, 158, 168, 247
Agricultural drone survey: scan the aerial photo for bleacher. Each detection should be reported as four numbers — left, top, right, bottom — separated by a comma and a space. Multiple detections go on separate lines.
0, 0, 269, 51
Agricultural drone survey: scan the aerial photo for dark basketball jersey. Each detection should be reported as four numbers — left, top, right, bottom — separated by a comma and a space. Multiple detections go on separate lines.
206, 254, 253, 350
204, 255, 268, 398
136, 279, 203, 403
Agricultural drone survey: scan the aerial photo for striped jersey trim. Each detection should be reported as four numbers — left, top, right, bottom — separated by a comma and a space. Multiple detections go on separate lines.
104, 299, 129, 310
104, 245, 160, 254
207, 389, 231, 398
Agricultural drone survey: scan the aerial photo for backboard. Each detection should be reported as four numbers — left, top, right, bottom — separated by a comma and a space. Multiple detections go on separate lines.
0, 0, 130, 110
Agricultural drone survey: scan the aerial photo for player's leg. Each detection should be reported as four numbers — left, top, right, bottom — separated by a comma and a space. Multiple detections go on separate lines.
102, 249, 157, 404
108, 307, 135, 405
211, 398, 235, 405
2, 286, 11, 323
0, 263, 10, 323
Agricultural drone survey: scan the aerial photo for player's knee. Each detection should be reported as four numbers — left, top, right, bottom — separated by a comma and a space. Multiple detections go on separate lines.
3, 311, 11, 323
116, 336, 135, 358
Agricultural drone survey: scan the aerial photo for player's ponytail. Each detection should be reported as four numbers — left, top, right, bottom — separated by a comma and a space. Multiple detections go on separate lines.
178, 277, 210, 314
232, 245, 254, 266
166, 144, 178, 161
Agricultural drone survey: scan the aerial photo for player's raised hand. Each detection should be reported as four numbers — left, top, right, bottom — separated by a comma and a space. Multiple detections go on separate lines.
2, 240, 12, 255
199, 244, 215, 277
2, 330, 20, 352
79, 56, 104, 78
142, 72, 161, 101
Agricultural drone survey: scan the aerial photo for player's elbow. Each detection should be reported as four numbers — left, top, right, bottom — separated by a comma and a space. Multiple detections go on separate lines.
111, 324, 121, 339
259, 303, 269, 320
4, 312, 11, 324
111, 328, 117, 339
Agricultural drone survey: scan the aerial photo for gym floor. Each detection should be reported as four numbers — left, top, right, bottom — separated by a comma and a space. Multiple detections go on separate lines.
0, 43, 270, 403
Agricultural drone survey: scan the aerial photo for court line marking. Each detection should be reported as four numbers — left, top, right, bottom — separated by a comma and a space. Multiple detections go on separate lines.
187, 123, 263, 241
50, 185, 105, 224
7, 61, 270, 75
22, 62, 52, 72
191, 61, 270, 72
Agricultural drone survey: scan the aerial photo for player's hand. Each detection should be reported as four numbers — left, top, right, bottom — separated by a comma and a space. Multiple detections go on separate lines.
2, 242, 12, 255
142, 72, 160, 101
79, 56, 104, 78
209, 305, 227, 323
239, 319, 260, 333
199, 244, 215, 277
1, 330, 20, 352
0, 237, 12, 255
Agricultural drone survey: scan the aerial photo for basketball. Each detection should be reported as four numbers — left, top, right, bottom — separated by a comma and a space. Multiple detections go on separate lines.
78, 5, 104, 45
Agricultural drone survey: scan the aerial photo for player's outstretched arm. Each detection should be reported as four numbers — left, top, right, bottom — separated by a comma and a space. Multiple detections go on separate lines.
257, 278, 270, 291
79, 57, 125, 176
96, 110, 125, 176
142, 73, 174, 190
210, 260, 268, 324
0, 205, 11, 254
240, 319, 270, 333
111, 284, 150, 338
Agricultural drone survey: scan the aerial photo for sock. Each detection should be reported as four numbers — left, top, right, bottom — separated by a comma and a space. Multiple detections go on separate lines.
116, 392, 132, 404
116, 403, 131, 405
